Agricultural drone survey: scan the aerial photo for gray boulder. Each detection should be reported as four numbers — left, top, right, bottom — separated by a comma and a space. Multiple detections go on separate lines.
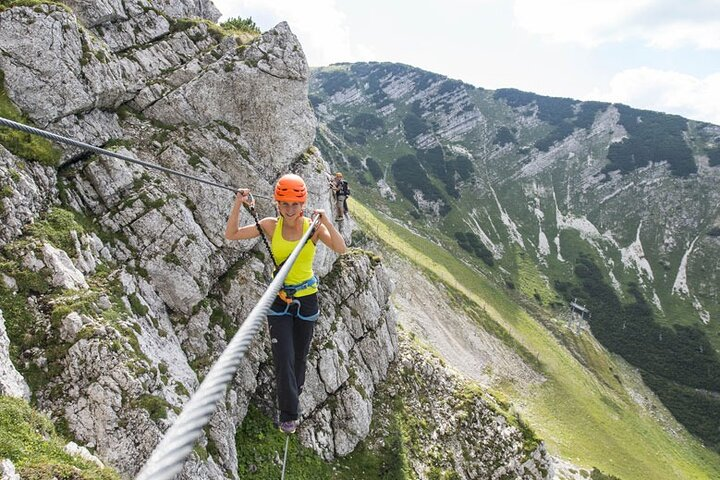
144, 21, 316, 172
0, 145, 57, 244
0, 310, 31, 400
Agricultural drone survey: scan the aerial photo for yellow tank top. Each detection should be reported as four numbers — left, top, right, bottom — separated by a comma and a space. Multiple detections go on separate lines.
271, 216, 317, 297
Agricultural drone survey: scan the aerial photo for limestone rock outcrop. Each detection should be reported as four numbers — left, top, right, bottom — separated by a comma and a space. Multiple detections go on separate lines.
0, 310, 30, 400
0, 2, 390, 478
382, 333, 551, 480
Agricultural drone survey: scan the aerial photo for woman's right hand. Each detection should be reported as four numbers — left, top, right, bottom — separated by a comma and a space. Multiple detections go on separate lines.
236, 188, 251, 205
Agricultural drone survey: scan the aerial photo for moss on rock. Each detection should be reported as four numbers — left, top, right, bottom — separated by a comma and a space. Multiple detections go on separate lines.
0, 70, 61, 166
0, 396, 120, 479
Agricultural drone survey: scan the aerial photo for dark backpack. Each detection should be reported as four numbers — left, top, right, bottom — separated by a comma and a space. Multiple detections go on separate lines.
340, 180, 350, 196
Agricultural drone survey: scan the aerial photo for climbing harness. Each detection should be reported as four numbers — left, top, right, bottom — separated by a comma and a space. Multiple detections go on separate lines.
274, 275, 318, 306
0, 116, 272, 199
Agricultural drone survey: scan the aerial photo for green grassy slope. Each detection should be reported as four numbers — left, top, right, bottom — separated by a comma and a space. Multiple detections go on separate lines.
0, 396, 120, 480
349, 197, 720, 480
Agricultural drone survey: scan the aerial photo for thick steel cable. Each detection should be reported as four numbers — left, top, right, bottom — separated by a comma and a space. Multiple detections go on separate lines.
0, 116, 272, 199
281, 434, 290, 479
135, 214, 321, 480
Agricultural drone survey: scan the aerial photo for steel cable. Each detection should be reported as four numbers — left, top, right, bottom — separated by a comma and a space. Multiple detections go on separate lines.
0, 116, 271, 199
281, 435, 290, 479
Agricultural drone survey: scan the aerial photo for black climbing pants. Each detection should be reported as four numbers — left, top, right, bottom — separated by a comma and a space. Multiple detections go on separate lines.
267, 293, 318, 422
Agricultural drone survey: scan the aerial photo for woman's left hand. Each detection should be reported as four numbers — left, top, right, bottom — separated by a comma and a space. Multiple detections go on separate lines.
312, 209, 330, 225
312, 208, 347, 253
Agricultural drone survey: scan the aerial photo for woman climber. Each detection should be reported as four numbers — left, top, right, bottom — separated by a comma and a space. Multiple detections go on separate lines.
224, 173, 347, 434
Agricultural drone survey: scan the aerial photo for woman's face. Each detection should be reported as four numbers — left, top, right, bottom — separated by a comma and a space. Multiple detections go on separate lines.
278, 201, 304, 219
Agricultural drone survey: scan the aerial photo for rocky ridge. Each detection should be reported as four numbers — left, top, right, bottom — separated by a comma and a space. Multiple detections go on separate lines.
380, 332, 552, 480
311, 62, 720, 325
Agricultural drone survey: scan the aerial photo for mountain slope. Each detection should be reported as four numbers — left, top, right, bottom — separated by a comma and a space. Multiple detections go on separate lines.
349, 197, 720, 480
310, 61, 720, 457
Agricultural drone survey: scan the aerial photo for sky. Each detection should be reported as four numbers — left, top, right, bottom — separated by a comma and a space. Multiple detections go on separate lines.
213, 0, 720, 125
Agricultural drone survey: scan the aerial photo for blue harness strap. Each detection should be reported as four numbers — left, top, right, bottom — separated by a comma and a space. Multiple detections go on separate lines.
281, 275, 318, 297
268, 276, 320, 321
267, 297, 320, 321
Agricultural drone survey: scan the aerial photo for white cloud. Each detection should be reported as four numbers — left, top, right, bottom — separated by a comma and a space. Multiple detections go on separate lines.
513, 0, 652, 47
212, 0, 375, 66
642, 22, 720, 49
589, 67, 720, 124
513, 0, 720, 49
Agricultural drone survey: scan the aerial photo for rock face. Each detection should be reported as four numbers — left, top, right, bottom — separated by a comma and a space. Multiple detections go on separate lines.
300, 252, 397, 458
144, 21, 317, 169
382, 333, 551, 479
0, 145, 57, 244
0, 1, 394, 478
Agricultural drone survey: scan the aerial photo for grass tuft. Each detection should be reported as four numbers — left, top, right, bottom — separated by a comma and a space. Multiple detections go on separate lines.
0, 70, 62, 166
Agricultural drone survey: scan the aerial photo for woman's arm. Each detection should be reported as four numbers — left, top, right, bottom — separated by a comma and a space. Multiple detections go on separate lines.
313, 209, 347, 254
225, 190, 269, 241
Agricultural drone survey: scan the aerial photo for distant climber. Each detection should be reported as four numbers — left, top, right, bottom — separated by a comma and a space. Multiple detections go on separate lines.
224, 174, 347, 434
330, 172, 350, 221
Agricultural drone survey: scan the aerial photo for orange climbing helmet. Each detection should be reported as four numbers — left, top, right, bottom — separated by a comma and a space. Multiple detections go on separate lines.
274, 174, 307, 202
